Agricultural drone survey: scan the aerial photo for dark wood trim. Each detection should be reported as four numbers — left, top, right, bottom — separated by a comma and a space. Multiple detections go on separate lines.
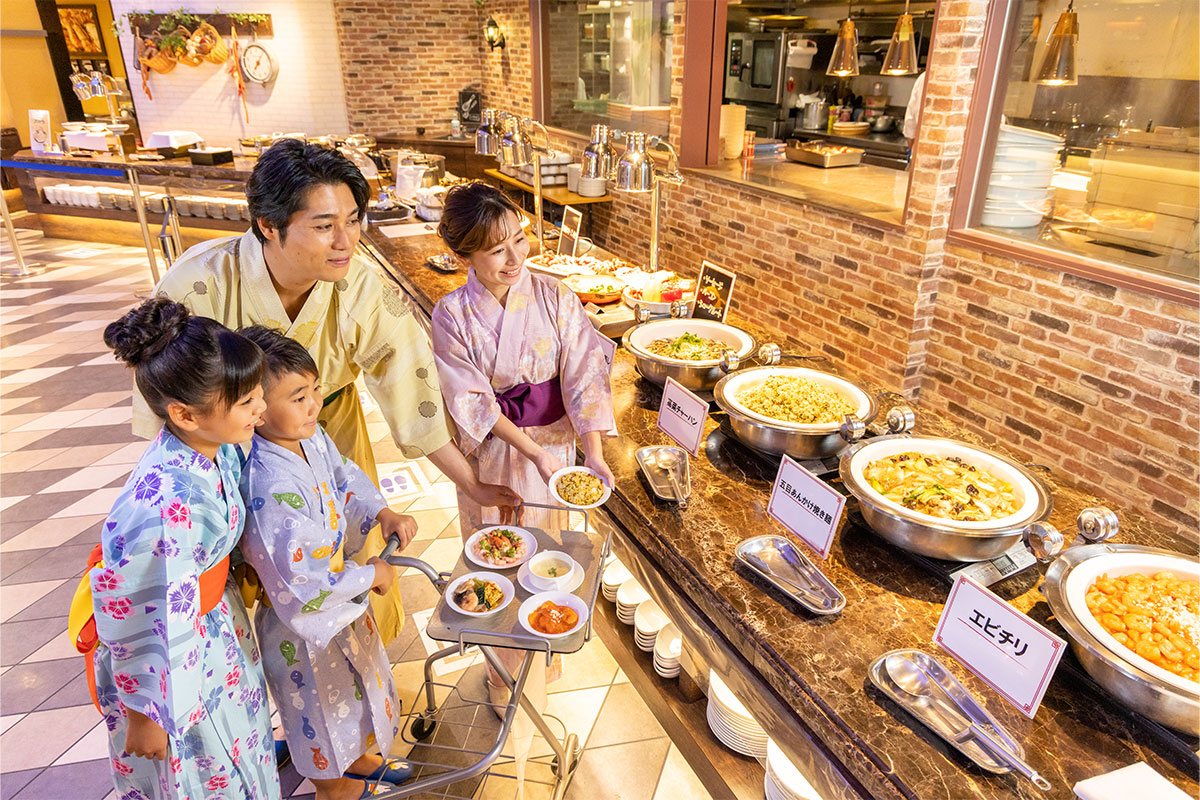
946, 228, 1199, 304
529, 0, 551, 123
121, 13, 272, 38
33, 0, 85, 120
679, 0, 727, 168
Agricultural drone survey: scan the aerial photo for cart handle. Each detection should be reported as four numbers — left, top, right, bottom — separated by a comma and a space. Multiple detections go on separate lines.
518, 499, 590, 532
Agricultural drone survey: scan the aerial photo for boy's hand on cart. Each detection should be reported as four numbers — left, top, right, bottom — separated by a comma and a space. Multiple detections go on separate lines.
368, 557, 397, 595
124, 708, 168, 760
377, 508, 418, 550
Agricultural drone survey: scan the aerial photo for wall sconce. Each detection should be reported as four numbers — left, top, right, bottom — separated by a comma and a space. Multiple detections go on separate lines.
484, 16, 506, 50
1034, 0, 1078, 86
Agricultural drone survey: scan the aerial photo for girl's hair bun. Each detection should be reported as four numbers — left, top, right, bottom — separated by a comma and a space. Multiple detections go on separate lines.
104, 296, 191, 367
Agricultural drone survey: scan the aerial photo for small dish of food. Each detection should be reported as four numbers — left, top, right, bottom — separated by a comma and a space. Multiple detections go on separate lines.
621, 276, 696, 315
465, 526, 537, 569
519, 591, 589, 639
550, 466, 611, 509
562, 274, 627, 305
444, 572, 514, 616
526, 551, 578, 592
646, 331, 733, 361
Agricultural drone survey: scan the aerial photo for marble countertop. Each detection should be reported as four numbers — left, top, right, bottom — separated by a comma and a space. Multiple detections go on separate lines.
362, 225, 1198, 799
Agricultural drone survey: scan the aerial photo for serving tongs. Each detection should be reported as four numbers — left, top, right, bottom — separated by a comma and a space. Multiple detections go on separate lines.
635, 445, 691, 508
735, 535, 845, 615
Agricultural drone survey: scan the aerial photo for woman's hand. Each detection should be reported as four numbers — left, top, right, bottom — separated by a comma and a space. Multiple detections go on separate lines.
584, 453, 615, 489
533, 448, 564, 485
124, 708, 168, 760
367, 557, 396, 595
377, 508, 418, 551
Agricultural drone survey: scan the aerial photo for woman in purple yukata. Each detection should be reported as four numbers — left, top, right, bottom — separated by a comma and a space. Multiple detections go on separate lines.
93, 298, 280, 800
430, 183, 616, 723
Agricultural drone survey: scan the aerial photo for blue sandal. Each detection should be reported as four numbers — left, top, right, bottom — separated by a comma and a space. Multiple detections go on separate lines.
346, 758, 414, 786
358, 779, 399, 798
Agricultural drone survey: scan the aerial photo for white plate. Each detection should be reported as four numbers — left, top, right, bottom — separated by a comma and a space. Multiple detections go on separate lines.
766, 740, 821, 799
998, 124, 1065, 146
444, 572, 515, 617
980, 209, 1045, 228
550, 466, 611, 509
518, 591, 589, 639
655, 623, 683, 660
464, 526, 538, 569
1063, 551, 1200, 696
620, 284, 697, 315
634, 599, 669, 636
517, 559, 584, 594
616, 578, 650, 608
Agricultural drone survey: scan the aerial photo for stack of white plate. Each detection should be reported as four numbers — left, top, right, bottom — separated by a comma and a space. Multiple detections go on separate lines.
706, 671, 768, 758
601, 557, 631, 603
653, 623, 682, 678
615, 578, 650, 625
983, 124, 1064, 228
764, 739, 822, 800
633, 599, 669, 652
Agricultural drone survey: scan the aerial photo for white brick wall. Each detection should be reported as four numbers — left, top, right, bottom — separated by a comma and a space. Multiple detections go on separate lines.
113, 0, 350, 144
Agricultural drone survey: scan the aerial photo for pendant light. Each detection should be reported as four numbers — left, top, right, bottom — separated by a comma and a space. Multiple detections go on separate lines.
826, 1, 859, 77
880, 1, 918, 76
1034, 0, 1078, 86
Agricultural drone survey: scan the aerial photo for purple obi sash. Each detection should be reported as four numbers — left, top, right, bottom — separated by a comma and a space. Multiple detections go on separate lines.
495, 377, 566, 428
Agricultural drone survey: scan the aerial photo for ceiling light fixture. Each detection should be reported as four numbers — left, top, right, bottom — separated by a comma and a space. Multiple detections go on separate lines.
1034, 0, 1078, 86
880, 1, 918, 76
826, 1, 859, 77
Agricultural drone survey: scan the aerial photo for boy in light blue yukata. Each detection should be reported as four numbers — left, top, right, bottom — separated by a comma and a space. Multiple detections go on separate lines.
238, 325, 419, 800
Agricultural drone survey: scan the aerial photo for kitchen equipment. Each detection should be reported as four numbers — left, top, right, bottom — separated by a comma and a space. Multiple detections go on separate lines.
622, 317, 758, 392
188, 147, 234, 166
785, 141, 863, 168
1034, 540, 1199, 734
735, 535, 844, 615
653, 449, 687, 510
786, 38, 818, 69
635, 446, 692, 505
870, 115, 895, 133
885, 654, 1052, 790
713, 364, 879, 460
800, 99, 829, 131
839, 434, 1053, 562
870, 649, 1031, 776
832, 121, 871, 136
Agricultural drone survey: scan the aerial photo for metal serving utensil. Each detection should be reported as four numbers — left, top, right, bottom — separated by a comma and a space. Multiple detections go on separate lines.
884, 654, 1052, 791
735, 536, 845, 615
651, 448, 688, 509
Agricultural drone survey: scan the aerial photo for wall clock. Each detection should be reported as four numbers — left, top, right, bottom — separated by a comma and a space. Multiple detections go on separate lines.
240, 41, 278, 85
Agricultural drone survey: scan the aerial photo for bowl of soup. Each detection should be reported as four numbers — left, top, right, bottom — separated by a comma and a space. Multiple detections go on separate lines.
527, 550, 578, 591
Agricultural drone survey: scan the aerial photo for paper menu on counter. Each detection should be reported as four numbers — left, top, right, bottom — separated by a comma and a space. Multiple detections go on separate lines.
934, 575, 1066, 719
767, 455, 844, 559
377, 221, 439, 238
656, 377, 708, 457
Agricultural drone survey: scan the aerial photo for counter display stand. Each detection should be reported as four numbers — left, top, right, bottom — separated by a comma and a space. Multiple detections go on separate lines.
375, 503, 608, 799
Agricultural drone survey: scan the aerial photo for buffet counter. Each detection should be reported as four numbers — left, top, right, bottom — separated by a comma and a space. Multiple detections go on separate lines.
360, 224, 1197, 800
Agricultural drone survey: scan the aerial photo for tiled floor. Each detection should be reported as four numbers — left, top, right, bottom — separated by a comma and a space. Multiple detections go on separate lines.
0, 230, 713, 800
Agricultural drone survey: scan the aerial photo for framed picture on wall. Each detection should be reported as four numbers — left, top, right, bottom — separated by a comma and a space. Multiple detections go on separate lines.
57, 4, 107, 59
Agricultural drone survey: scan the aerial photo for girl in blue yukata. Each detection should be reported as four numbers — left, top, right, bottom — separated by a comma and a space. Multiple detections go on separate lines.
237, 325, 418, 800
93, 298, 280, 800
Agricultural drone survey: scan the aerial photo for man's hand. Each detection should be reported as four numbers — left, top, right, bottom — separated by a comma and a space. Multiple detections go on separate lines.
124, 708, 168, 760
469, 481, 522, 524
377, 508, 418, 551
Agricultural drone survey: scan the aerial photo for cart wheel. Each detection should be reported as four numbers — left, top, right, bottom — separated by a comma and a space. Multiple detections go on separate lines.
410, 716, 437, 741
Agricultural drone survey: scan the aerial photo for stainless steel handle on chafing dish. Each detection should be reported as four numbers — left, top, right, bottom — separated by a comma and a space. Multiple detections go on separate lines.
1023, 506, 1120, 562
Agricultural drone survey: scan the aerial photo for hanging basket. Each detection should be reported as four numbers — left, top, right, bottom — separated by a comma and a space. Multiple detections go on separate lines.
138, 32, 178, 74
171, 26, 205, 67
190, 21, 228, 65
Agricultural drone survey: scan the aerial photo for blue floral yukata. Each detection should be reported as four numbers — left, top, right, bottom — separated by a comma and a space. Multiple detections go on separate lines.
239, 429, 402, 781
90, 429, 280, 800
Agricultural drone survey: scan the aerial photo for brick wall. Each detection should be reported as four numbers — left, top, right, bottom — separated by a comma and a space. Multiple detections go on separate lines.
476, 0, 533, 119
332, 0, 485, 135
381, 0, 1200, 536
114, 0, 350, 142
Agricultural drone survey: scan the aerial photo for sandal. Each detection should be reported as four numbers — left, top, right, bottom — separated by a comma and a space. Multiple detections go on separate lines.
346, 758, 414, 785
358, 778, 399, 798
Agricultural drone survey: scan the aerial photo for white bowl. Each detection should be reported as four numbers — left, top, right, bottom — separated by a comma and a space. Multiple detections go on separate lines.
988, 171, 1054, 189
465, 525, 538, 569
60, 122, 85, 132
981, 209, 1046, 228
624, 318, 755, 365
985, 185, 1052, 203
550, 466, 611, 509
526, 550, 578, 592
846, 436, 1039, 531
998, 124, 1065, 147
720, 366, 872, 432
993, 144, 1060, 162
444, 571, 515, 617
1064, 551, 1200, 696
518, 591, 589, 639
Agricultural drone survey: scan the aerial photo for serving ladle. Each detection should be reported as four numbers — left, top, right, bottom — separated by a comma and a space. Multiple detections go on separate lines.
651, 448, 687, 509
884, 654, 1052, 791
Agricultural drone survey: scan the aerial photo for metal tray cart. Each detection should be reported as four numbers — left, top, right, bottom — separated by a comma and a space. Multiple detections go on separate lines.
374, 503, 610, 799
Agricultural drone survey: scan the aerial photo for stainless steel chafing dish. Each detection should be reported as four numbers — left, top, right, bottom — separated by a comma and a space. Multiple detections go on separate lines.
839, 435, 1053, 562
1023, 514, 1200, 735
621, 315, 758, 392
713, 362, 883, 461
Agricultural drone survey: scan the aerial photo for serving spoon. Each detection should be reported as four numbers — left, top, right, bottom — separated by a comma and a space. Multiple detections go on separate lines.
884, 654, 1052, 791
652, 448, 688, 509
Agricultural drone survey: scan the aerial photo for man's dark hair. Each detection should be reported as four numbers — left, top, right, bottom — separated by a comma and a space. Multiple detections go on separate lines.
239, 325, 319, 386
245, 139, 370, 244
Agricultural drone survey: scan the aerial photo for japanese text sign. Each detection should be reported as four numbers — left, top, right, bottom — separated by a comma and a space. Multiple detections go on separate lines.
656, 377, 708, 456
767, 455, 845, 559
691, 260, 737, 322
558, 206, 583, 256
934, 575, 1066, 718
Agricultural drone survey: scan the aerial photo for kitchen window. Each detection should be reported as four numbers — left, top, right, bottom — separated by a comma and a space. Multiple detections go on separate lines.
952, 0, 1199, 295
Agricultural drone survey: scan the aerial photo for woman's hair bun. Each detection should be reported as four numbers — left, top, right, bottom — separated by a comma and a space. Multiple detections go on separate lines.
104, 296, 192, 367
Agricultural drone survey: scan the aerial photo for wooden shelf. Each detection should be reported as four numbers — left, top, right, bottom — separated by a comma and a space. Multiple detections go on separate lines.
485, 168, 612, 205
27, 200, 246, 232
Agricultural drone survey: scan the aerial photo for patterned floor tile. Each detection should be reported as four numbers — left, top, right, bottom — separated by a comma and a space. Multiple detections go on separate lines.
40, 464, 132, 495
0, 514, 103, 553
0, 620, 61, 667
10, 758, 112, 800
7, 577, 79, 623
0, 657, 83, 714
0, 579, 63, 622
0, 705, 100, 773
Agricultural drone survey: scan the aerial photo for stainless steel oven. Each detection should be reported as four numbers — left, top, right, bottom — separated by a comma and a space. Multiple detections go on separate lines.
724, 31, 789, 105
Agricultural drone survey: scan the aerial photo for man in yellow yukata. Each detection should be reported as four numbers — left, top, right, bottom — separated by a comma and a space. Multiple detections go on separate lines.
132, 140, 520, 645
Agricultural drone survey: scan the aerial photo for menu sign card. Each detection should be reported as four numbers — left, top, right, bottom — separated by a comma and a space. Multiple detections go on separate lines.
692, 260, 737, 322
934, 575, 1066, 718
656, 377, 708, 456
458, 90, 482, 125
767, 455, 844, 559
558, 206, 583, 256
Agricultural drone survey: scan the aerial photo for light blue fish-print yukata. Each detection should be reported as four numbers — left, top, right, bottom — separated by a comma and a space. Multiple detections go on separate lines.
239, 428, 402, 780
90, 428, 280, 800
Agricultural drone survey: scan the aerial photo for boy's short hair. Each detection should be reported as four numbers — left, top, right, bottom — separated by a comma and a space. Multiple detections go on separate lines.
239, 325, 319, 384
